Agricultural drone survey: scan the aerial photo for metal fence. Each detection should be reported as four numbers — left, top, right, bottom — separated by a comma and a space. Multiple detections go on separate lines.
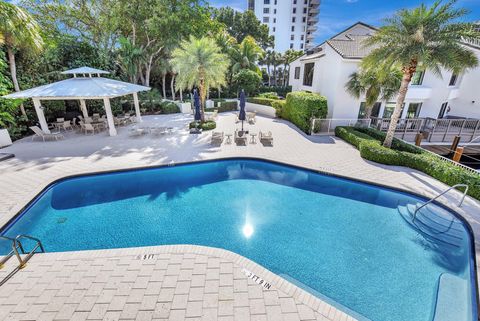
310, 118, 371, 135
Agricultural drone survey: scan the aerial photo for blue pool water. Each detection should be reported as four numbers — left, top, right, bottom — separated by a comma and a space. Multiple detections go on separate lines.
0, 159, 476, 321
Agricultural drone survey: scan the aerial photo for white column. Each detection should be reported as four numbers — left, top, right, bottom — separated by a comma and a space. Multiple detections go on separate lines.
103, 98, 117, 136
133, 92, 142, 122
79, 99, 89, 118
32, 98, 51, 133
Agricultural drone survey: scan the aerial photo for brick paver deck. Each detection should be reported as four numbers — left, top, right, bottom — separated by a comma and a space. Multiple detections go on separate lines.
1, 113, 479, 320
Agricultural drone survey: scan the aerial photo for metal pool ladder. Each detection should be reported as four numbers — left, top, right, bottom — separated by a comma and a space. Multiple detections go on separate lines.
413, 184, 469, 222
0, 234, 45, 286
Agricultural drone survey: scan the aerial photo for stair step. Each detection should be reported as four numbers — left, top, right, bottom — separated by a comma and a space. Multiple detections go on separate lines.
398, 205, 464, 248
407, 203, 464, 230
433, 273, 470, 321
406, 205, 465, 239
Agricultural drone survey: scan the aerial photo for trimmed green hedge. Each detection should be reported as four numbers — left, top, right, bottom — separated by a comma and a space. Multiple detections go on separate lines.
335, 126, 480, 200
282, 91, 328, 133
206, 100, 238, 113
189, 120, 216, 131
271, 100, 286, 118
246, 97, 279, 107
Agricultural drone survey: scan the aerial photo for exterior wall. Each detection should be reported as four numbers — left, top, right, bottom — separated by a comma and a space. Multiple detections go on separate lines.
289, 43, 480, 120
251, 0, 319, 52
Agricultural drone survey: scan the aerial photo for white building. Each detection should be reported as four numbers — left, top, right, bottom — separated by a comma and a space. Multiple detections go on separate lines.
248, 0, 320, 52
289, 22, 480, 120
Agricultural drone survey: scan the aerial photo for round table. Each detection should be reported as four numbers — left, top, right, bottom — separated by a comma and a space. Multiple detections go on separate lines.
250, 133, 257, 144
225, 134, 233, 144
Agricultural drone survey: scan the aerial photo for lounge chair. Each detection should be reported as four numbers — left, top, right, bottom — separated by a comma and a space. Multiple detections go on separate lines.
235, 129, 248, 145
129, 127, 147, 137
30, 126, 64, 142
83, 123, 96, 135
259, 130, 273, 146
56, 118, 65, 122
211, 131, 224, 144
62, 121, 73, 131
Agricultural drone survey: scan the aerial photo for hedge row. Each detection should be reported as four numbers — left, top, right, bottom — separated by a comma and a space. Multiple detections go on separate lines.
282, 91, 328, 133
206, 100, 238, 113
246, 97, 279, 107
335, 126, 480, 200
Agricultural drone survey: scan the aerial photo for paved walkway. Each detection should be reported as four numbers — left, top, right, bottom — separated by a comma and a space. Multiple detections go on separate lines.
1, 113, 480, 321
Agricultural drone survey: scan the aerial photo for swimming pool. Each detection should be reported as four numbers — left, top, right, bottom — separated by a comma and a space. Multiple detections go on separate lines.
0, 158, 476, 321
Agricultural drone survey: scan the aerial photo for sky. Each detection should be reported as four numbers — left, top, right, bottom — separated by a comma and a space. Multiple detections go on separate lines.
209, 0, 480, 45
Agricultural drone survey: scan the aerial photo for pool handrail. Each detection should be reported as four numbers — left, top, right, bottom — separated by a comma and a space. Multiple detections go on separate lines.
413, 184, 469, 222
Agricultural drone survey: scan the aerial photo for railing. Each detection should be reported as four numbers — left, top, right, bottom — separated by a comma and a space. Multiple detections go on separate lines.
413, 184, 469, 222
310, 118, 371, 135
370, 117, 480, 143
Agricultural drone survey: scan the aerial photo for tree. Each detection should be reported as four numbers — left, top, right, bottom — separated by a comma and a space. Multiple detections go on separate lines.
0, 51, 19, 127
117, 36, 144, 83
271, 51, 282, 86
214, 7, 273, 48
233, 69, 262, 96
230, 36, 264, 75
363, 0, 480, 148
171, 36, 229, 121
0, 1, 44, 117
283, 49, 303, 87
345, 67, 402, 119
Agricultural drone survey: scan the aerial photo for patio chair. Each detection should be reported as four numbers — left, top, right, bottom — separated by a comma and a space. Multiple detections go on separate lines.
211, 131, 224, 145
259, 130, 273, 146
56, 118, 65, 122
129, 127, 147, 137
248, 112, 256, 124
85, 117, 93, 124
83, 123, 95, 135
235, 129, 248, 145
62, 120, 73, 131
29, 126, 64, 142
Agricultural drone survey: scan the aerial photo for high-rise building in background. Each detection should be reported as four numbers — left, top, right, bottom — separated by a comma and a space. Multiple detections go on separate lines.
248, 0, 320, 52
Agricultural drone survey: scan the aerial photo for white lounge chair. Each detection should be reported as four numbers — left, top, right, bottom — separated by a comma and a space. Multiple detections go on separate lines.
30, 126, 64, 142
129, 127, 147, 137
83, 123, 96, 135
235, 129, 248, 145
62, 120, 73, 131
259, 130, 273, 145
211, 131, 224, 144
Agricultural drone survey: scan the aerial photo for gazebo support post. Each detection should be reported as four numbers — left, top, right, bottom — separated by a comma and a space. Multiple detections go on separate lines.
103, 98, 117, 136
32, 98, 51, 134
79, 99, 89, 118
133, 92, 142, 122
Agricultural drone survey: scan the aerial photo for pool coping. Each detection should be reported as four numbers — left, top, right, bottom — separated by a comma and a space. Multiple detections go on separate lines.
1, 156, 479, 320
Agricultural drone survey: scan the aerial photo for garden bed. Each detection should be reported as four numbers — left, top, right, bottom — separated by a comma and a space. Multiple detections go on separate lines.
335, 126, 480, 200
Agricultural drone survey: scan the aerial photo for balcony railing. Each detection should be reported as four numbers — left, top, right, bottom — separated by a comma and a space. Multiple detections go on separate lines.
370, 117, 480, 143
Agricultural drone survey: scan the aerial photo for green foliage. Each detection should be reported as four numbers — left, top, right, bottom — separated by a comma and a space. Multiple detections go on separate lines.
258, 86, 292, 98
335, 126, 480, 200
0, 51, 22, 129
189, 120, 216, 131
246, 97, 279, 107
213, 7, 273, 48
258, 92, 278, 99
217, 101, 238, 112
233, 69, 262, 96
159, 101, 180, 114
282, 92, 328, 133
271, 100, 286, 118
42, 100, 66, 121
230, 36, 263, 75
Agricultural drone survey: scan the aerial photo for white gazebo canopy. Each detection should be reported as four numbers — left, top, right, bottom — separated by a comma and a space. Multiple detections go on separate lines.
2, 67, 151, 136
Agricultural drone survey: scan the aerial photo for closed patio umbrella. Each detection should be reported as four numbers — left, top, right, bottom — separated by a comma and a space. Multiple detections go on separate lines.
193, 89, 201, 122
239, 89, 246, 132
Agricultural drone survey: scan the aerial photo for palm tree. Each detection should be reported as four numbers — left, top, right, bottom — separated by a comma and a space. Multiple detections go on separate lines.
345, 67, 402, 119
230, 36, 264, 75
263, 49, 274, 86
363, 0, 480, 148
283, 49, 303, 87
271, 51, 282, 86
117, 37, 144, 84
171, 36, 229, 122
0, 1, 44, 118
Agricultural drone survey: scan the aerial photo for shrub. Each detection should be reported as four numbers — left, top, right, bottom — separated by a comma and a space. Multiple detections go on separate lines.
271, 100, 286, 118
258, 92, 279, 99
282, 91, 328, 133
189, 120, 216, 131
233, 70, 262, 96
335, 126, 480, 200
258, 86, 292, 97
160, 101, 180, 114
246, 97, 279, 107
206, 100, 238, 112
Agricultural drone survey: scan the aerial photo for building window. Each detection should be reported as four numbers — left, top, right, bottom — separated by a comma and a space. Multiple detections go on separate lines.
449, 73, 458, 86
301, 35, 304, 40
302, 17, 306, 23
274, 9, 276, 14
303, 8, 307, 13
438, 102, 448, 118
411, 70, 424, 85
358, 102, 381, 119
263, 17, 269, 23
293, 0, 297, 3
273, 27, 276, 32
300, 43, 303, 49
303, 63, 314, 86
274, 0, 277, 4
263, 8, 269, 14
304, 0, 307, 3
293, 8, 296, 13
406, 103, 422, 118
292, 17, 296, 23
294, 67, 301, 79
291, 26, 295, 31
383, 102, 405, 118
290, 43, 294, 49
264, 0, 270, 4
273, 18, 276, 23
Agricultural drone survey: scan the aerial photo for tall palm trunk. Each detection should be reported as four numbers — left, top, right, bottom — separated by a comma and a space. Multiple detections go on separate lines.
7, 46, 27, 118
199, 78, 206, 122
170, 74, 176, 101
273, 65, 277, 86
179, 88, 183, 102
383, 61, 416, 147
267, 64, 271, 86
162, 73, 167, 99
